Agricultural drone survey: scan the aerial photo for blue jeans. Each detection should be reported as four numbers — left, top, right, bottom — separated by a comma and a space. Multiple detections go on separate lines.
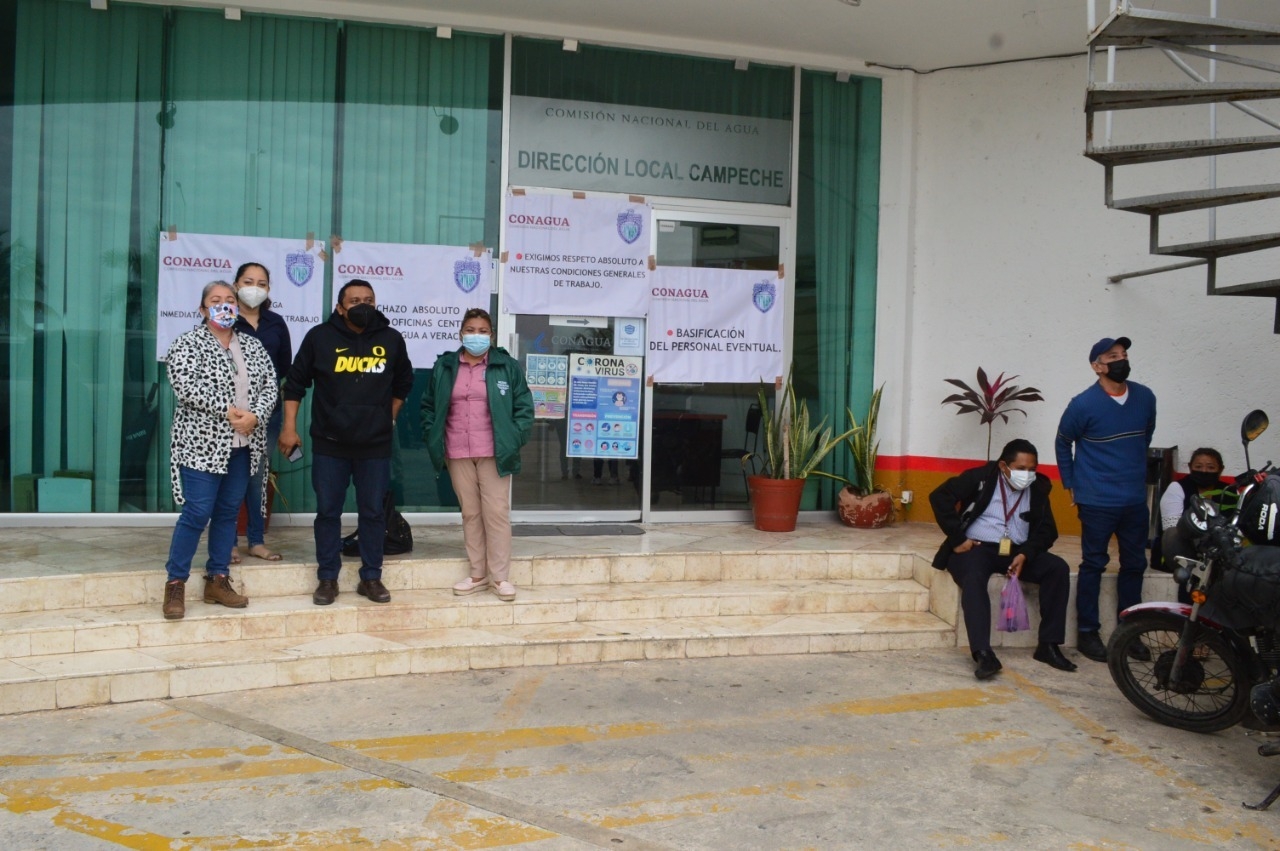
241, 404, 282, 547
1076, 502, 1149, 634
312, 453, 390, 582
165, 447, 251, 582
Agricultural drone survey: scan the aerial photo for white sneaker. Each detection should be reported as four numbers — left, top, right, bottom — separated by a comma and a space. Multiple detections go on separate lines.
453, 576, 489, 596
492, 580, 516, 601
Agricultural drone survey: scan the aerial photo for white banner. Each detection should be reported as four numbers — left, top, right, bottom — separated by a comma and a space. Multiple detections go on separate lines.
335, 241, 494, 366
646, 267, 785, 384
503, 194, 651, 317
157, 233, 325, 361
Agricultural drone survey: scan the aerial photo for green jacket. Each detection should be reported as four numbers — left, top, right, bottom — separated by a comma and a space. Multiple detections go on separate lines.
421, 346, 534, 477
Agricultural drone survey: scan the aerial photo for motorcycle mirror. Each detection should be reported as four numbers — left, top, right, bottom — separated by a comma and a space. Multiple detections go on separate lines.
1242, 409, 1268, 471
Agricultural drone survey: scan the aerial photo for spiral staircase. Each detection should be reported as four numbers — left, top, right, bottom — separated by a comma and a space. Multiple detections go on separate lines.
1086, 2, 1280, 331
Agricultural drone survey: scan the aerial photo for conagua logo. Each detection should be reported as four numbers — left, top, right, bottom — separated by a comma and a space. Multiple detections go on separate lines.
752, 281, 776, 313
454, 258, 481, 294
286, 252, 315, 287
163, 256, 232, 269
337, 264, 402, 278
617, 209, 643, 245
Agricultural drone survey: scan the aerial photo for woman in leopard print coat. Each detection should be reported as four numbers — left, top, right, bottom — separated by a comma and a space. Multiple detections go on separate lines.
161, 281, 278, 620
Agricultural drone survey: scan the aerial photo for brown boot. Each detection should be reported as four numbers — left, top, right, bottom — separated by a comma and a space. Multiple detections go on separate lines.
163, 580, 186, 620
203, 574, 248, 608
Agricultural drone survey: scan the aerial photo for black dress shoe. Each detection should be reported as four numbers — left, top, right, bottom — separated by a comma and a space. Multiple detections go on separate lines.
357, 579, 391, 603
313, 579, 339, 606
1033, 642, 1078, 672
972, 649, 1002, 680
1077, 631, 1108, 662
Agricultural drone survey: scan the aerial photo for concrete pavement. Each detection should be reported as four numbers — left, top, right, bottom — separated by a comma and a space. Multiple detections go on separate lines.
3, 647, 1280, 849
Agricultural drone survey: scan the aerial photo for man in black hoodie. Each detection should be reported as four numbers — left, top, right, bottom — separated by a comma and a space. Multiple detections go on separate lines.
280, 280, 414, 606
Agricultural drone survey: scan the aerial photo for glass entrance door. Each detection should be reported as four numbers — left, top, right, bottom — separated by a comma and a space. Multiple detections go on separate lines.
647, 213, 783, 516
505, 210, 786, 521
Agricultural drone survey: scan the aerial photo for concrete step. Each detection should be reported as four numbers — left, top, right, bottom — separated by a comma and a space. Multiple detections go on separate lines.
0, 608, 953, 715
0, 549, 916, 615
1090, 7, 1280, 48
1086, 82, 1280, 113
1085, 135, 1280, 166
0, 579, 931, 660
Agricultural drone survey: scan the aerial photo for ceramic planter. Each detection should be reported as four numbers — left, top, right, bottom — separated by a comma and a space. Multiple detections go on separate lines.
837, 487, 893, 529
748, 475, 806, 532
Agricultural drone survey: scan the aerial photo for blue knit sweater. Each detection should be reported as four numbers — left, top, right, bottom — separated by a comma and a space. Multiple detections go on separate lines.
1055, 381, 1156, 507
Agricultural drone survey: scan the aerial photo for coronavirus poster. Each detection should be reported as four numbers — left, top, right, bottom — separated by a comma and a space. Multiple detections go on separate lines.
156, 233, 325, 361
503, 193, 651, 317
565, 354, 642, 459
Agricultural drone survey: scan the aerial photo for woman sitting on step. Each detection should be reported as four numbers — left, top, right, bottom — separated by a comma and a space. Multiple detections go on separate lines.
160, 281, 278, 621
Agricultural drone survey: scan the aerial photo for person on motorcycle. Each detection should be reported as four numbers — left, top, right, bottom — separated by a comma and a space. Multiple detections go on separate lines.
929, 438, 1077, 680
1156, 448, 1226, 591
1055, 336, 1157, 663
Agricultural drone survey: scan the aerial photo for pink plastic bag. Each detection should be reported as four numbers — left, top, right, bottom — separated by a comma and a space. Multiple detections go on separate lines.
996, 576, 1031, 632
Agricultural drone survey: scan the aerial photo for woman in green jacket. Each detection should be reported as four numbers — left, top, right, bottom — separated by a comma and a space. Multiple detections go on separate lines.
422, 308, 533, 601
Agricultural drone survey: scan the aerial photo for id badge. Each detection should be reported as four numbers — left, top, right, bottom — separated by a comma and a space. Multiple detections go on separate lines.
998, 537, 1012, 556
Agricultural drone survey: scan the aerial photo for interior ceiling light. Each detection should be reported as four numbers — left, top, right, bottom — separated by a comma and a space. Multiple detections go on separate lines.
436, 26, 452, 39
563, 38, 579, 52
225, 7, 241, 20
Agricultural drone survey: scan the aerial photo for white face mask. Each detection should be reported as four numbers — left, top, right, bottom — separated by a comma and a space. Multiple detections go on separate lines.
1007, 469, 1036, 491
237, 285, 269, 309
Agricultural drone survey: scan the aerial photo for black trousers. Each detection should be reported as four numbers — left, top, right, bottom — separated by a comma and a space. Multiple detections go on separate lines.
947, 543, 1070, 653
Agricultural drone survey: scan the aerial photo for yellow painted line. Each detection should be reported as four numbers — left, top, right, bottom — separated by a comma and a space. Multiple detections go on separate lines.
1006, 669, 1280, 848
591, 775, 864, 829
340, 685, 1016, 763
425, 669, 552, 845
51, 807, 182, 851
0, 755, 341, 799
0, 743, 282, 768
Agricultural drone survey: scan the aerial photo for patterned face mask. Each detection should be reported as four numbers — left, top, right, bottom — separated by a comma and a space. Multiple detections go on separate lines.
208, 302, 238, 329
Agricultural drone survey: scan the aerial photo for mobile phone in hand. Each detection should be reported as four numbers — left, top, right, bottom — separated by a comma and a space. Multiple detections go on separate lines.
287, 445, 303, 463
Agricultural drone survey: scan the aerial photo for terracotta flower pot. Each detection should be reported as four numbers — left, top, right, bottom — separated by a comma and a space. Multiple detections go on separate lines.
748, 475, 807, 532
837, 487, 893, 529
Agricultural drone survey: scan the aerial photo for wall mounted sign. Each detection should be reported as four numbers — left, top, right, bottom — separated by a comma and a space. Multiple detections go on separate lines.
509, 96, 792, 205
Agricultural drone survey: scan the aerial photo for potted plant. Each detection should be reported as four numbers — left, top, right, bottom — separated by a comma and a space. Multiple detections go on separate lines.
941, 368, 1043, 460
813, 384, 892, 528
745, 370, 857, 532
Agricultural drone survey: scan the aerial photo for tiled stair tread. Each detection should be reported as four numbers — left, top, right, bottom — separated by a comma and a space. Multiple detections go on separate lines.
0, 611, 954, 684
0, 579, 932, 640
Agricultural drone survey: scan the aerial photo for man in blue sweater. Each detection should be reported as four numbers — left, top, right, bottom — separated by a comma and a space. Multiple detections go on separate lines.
1055, 337, 1157, 662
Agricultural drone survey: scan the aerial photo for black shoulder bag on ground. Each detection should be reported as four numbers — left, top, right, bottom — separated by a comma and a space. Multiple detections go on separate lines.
341, 491, 413, 556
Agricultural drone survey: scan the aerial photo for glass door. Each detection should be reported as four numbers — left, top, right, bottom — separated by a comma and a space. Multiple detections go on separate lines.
645, 212, 785, 518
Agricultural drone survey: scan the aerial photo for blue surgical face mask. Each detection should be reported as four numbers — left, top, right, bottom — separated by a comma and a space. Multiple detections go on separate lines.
462, 334, 491, 356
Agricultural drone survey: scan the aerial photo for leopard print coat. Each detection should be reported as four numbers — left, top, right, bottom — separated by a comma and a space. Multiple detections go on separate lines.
165, 323, 279, 510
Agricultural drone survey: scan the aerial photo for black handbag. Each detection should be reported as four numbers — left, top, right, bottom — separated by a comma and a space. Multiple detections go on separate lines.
341, 491, 413, 556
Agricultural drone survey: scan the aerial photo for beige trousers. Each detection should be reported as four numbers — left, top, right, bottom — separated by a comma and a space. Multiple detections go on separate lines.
446, 456, 512, 583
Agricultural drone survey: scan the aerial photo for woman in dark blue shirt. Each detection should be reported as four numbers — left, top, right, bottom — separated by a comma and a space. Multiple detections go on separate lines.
231, 262, 292, 561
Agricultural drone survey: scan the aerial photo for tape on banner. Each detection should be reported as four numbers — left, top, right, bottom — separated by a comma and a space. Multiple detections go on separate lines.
777, 263, 785, 279
330, 235, 343, 254
775, 376, 783, 390
500, 251, 509, 263
647, 255, 656, 271
469, 241, 486, 257
306, 232, 315, 251
166, 225, 177, 241
511, 188, 526, 196
646, 375, 654, 387
318, 249, 329, 263
629, 195, 645, 204
572, 191, 586, 199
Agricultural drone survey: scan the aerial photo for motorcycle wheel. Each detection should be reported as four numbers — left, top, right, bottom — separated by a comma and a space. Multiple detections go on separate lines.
1108, 613, 1250, 733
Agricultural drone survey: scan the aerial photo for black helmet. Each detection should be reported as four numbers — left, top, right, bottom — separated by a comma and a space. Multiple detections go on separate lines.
1252, 679, 1280, 726
1177, 495, 1222, 544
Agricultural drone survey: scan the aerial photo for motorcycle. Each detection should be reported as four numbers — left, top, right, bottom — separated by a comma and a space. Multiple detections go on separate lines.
1106, 410, 1280, 809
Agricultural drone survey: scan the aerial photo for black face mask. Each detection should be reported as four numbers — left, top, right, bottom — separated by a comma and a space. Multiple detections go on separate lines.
1187, 470, 1221, 490
1103, 360, 1131, 383
346, 303, 376, 329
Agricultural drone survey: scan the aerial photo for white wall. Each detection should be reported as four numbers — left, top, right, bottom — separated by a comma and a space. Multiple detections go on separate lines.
878, 53, 1280, 474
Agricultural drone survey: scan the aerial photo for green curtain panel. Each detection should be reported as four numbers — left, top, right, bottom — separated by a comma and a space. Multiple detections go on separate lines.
797, 71, 881, 508
9, 0, 162, 512
161, 9, 338, 513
